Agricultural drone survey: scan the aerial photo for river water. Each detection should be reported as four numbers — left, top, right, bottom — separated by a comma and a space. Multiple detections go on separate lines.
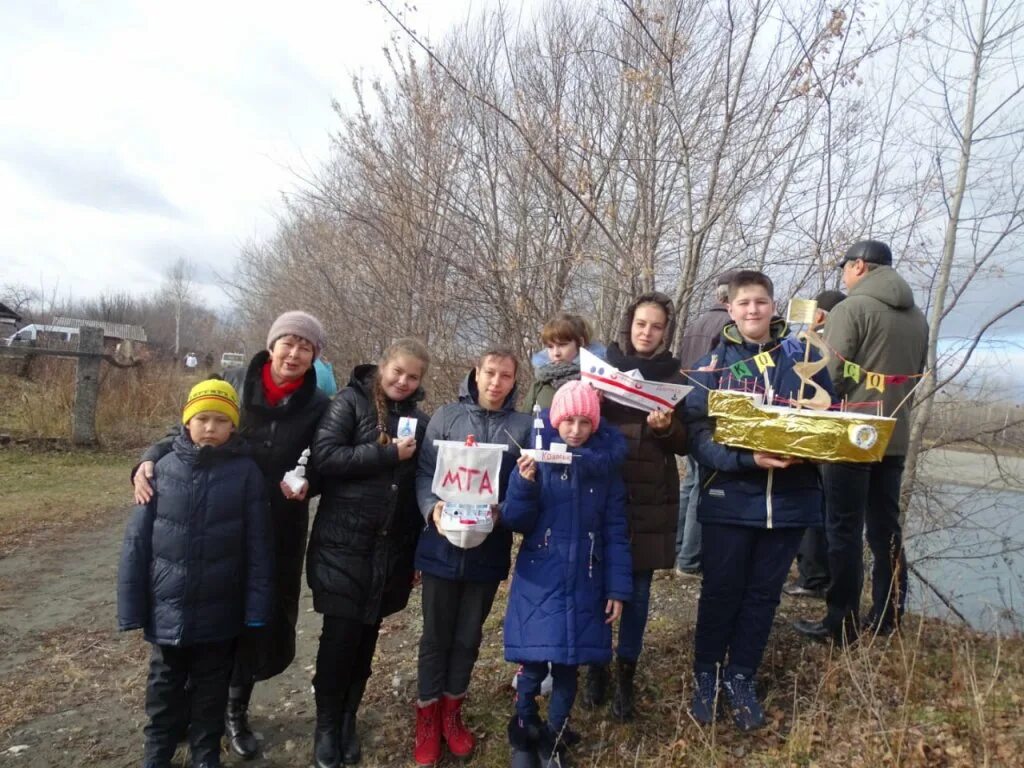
907, 450, 1024, 634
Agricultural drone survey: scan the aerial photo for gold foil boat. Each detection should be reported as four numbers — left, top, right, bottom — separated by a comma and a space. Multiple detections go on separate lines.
708, 390, 895, 463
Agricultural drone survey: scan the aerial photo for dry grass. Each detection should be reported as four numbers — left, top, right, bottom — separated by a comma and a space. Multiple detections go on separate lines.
0, 358, 195, 446
0, 446, 134, 555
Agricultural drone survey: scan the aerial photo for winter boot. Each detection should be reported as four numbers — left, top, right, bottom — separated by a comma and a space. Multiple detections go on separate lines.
508, 714, 542, 768
225, 683, 258, 760
313, 693, 343, 768
440, 694, 475, 759
722, 671, 766, 732
611, 659, 636, 722
535, 723, 572, 768
412, 701, 442, 767
690, 671, 720, 725
580, 664, 609, 709
340, 678, 367, 765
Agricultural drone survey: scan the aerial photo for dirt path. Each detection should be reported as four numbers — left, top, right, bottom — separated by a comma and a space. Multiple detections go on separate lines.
0, 500, 702, 768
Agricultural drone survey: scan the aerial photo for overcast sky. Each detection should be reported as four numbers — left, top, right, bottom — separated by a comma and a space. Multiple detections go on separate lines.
1, 0, 1019, 355
0, 0, 483, 307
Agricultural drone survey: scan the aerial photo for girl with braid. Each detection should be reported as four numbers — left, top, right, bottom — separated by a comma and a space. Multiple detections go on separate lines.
307, 339, 431, 768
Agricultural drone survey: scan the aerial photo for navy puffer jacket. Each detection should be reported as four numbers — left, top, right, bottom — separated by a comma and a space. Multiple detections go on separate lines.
413, 369, 533, 583
503, 420, 632, 665
117, 432, 273, 645
684, 321, 835, 529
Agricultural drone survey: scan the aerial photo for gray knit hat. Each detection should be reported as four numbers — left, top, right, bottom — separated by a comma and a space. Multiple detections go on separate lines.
266, 311, 325, 359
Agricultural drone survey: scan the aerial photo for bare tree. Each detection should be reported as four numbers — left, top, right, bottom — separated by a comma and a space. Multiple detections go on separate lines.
162, 257, 194, 357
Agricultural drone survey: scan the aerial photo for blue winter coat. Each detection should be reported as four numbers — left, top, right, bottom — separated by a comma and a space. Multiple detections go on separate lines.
117, 431, 274, 646
684, 321, 836, 530
503, 420, 632, 666
414, 369, 533, 583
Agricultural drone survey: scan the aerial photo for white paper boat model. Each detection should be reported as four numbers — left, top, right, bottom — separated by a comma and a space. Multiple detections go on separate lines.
439, 502, 494, 549
580, 348, 692, 412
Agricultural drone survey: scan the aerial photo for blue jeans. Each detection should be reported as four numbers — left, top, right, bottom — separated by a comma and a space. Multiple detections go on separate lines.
515, 662, 577, 732
824, 457, 907, 633
616, 569, 653, 662
694, 525, 803, 677
675, 457, 702, 570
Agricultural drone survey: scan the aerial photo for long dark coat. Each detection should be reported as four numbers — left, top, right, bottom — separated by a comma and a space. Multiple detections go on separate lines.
307, 365, 428, 623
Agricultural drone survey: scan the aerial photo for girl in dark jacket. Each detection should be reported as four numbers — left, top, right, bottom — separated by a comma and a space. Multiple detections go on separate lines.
308, 338, 431, 768
684, 271, 835, 731
118, 378, 273, 768
583, 291, 689, 721
132, 311, 330, 760
504, 382, 632, 768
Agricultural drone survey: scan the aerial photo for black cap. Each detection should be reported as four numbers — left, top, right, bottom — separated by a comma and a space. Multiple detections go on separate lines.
840, 239, 892, 267
814, 290, 847, 312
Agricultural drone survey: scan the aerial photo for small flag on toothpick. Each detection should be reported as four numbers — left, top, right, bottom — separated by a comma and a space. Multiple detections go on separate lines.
843, 360, 861, 383
786, 298, 818, 325
753, 351, 775, 373
730, 360, 754, 380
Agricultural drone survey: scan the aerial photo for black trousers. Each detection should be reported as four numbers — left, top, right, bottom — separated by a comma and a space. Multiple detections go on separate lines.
143, 639, 234, 767
694, 525, 803, 677
823, 457, 908, 633
795, 527, 830, 590
417, 574, 500, 702
313, 614, 382, 706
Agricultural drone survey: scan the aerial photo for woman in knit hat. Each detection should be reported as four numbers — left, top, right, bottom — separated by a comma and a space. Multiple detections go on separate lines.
503, 380, 632, 767
132, 310, 330, 760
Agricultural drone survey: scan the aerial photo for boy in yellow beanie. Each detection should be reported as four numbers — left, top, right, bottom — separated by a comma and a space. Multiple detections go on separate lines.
118, 377, 273, 768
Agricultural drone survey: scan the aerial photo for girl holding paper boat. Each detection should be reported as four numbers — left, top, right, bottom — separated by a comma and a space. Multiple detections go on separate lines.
503, 381, 633, 768
580, 291, 690, 722
307, 338, 430, 768
411, 346, 532, 766
682, 271, 837, 732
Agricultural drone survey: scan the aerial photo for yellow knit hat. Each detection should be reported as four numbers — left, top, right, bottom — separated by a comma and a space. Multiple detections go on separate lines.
182, 378, 240, 427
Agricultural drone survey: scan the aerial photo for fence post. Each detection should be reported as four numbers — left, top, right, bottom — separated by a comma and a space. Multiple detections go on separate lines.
72, 326, 104, 445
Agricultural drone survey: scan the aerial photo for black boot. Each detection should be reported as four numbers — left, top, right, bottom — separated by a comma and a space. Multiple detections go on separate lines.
314, 693, 343, 768
579, 664, 609, 709
611, 659, 636, 722
225, 683, 258, 760
508, 714, 541, 768
535, 723, 572, 768
340, 678, 366, 764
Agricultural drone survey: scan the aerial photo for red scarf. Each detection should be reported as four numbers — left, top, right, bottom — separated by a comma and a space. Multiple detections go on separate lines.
261, 361, 303, 407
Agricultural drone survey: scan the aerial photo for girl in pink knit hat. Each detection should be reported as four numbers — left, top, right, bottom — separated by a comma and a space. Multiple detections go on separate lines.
502, 380, 633, 767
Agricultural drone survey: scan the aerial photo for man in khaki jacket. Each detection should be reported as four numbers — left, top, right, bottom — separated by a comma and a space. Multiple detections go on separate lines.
794, 240, 928, 644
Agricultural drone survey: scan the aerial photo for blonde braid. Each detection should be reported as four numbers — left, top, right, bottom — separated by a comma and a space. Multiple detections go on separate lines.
373, 375, 392, 446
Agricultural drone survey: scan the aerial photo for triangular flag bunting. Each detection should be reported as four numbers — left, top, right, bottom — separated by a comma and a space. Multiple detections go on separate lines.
753, 352, 775, 373
730, 360, 754, 380
887, 374, 909, 385
866, 372, 886, 393
843, 360, 861, 383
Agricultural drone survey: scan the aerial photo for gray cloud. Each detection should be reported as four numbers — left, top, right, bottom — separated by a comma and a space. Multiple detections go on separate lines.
0, 141, 182, 218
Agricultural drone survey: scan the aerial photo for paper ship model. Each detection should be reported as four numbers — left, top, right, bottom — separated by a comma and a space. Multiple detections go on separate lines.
706, 299, 900, 463
580, 348, 692, 412
708, 390, 895, 463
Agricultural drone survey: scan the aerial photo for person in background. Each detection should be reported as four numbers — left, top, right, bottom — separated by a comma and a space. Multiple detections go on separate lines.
795, 241, 928, 644
315, 355, 339, 398
520, 312, 604, 413
783, 289, 846, 600
674, 271, 736, 577
133, 311, 330, 760
118, 378, 272, 768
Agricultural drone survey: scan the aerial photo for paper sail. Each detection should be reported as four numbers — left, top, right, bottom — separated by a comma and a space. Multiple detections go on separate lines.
431, 440, 507, 504
707, 390, 895, 463
787, 298, 818, 325
580, 348, 692, 413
